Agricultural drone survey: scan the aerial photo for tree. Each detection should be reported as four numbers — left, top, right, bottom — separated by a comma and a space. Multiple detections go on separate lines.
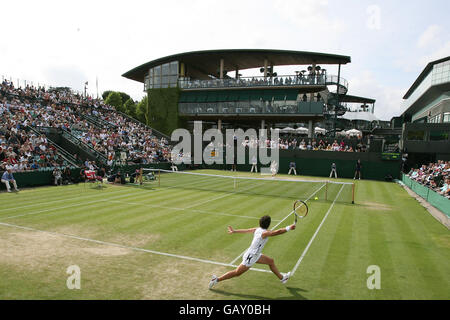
118, 92, 131, 105
105, 91, 123, 112
102, 90, 113, 100
124, 98, 137, 119
136, 96, 148, 124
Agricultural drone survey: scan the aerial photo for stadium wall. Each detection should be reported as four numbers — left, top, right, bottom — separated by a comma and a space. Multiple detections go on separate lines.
0, 168, 81, 190
402, 174, 450, 217
206, 149, 401, 181
0, 163, 174, 191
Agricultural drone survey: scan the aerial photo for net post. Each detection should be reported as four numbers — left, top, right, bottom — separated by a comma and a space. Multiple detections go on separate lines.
158, 170, 161, 187
352, 183, 355, 204
325, 181, 328, 201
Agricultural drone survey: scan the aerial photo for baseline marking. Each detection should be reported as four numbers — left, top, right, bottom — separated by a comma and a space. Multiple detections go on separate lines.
0, 221, 271, 274
0, 189, 143, 221
0, 186, 130, 213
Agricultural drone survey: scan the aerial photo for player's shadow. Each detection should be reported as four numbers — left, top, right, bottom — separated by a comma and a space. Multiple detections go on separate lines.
210, 286, 308, 300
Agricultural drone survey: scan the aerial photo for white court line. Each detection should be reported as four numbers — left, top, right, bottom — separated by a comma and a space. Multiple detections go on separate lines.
0, 173, 210, 214
0, 189, 143, 221
101, 199, 281, 222
0, 185, 135, 213
229, 182, 327, 265
290, 184, 345, 276
183, 181, 261, 210
0, 221, 272, 274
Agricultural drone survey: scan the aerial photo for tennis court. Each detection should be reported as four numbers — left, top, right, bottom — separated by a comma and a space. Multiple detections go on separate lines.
0, 169, 448, 300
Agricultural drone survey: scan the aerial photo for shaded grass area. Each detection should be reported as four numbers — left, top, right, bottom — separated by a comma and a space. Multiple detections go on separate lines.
0, 170, 448, 300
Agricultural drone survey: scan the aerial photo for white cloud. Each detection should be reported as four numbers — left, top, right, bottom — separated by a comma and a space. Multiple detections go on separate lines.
348, 71, 407, 121
419, 41, 450, 65
417, 25, 441, 48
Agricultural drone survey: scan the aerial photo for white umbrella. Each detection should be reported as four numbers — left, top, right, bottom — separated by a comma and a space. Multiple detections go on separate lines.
314, 127, 326, 134
337, 130, 347, 136
295, 127, 309, 134
281, 127, 295, 133
346, 129, 362, 136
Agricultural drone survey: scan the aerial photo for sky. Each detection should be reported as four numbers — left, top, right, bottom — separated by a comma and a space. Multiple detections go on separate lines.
1, 0, 449, 121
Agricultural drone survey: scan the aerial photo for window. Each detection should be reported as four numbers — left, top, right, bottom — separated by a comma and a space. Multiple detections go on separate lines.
161, 63, 170, 75
407, 130, 425, 141
146, 61, 179, 89
443, 112, 450, 123
170, 61, 178, 75
429, 131, 449, 141
429, 114, 441, 123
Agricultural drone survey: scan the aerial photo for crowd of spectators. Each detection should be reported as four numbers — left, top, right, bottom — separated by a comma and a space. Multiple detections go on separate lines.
407, 160, 450, 198
180, 73, 327, 89
237, 136, 367, 152
73, 107, 171, 165
0, 111, 71, 172
0, 79, 171, 176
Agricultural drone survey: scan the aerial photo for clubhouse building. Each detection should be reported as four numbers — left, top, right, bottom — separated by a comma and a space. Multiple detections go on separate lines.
398, 56, 450, 163
122, 49, 380, 136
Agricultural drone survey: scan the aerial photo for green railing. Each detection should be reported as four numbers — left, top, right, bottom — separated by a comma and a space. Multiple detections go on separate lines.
61, 128, 108, 164
178, 74, 348, 93
402, 174, 450, 217
179, 101, 325, 115
30, 126, 80, 167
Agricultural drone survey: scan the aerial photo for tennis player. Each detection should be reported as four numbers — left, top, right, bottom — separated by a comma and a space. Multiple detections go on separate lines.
209, 215, 295, 289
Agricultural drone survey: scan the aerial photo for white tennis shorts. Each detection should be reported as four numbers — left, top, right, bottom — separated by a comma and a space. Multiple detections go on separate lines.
242, 251, 262, 267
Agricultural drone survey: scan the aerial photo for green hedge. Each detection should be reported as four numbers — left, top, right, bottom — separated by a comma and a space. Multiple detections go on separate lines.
147, 87, 186, 136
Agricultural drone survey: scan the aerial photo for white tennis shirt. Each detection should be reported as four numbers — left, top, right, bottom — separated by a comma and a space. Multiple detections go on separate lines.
246, 227, 269, 256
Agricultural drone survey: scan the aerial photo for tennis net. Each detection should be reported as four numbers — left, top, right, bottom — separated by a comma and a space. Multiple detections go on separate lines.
143, 169, 355, 204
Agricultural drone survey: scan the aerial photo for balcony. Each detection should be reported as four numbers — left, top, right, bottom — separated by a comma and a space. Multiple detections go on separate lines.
179, 101, 325, 116
178, 74, 348, 94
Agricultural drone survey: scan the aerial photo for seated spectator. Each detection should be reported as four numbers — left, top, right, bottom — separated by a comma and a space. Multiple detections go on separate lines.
53, 167, 62, 186
62, 166, 73, 184
1, 168, 19, 192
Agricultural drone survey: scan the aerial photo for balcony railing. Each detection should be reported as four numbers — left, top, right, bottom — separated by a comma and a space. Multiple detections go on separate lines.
178, 74, 348, 93
179, 101, 325, 115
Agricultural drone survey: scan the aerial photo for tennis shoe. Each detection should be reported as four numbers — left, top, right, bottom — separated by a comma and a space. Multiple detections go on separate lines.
209, 275, 218, 289
281, 272, 291, 284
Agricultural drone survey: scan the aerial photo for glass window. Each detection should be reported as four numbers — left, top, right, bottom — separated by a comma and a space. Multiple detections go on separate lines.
443, 112, 450, 123
153, 76, 160, 88
407, 130, 425, 141
170, 61, 178, 75
154, 66, 161, 77
162, 63, 170, 76
429, 114, 441, 123
161, 75, 169, 85
429, 131, 449, 141
169, 75, 178, 85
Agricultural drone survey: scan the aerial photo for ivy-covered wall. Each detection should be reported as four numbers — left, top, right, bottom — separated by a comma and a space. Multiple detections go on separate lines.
147, 87, 186, 136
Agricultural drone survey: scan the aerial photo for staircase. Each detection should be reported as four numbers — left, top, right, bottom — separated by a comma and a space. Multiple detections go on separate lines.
29, 126, 80, 167
60, 128, 108, 165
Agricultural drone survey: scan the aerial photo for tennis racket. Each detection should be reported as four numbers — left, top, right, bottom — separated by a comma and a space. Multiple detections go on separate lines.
293, 200, 308, 224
